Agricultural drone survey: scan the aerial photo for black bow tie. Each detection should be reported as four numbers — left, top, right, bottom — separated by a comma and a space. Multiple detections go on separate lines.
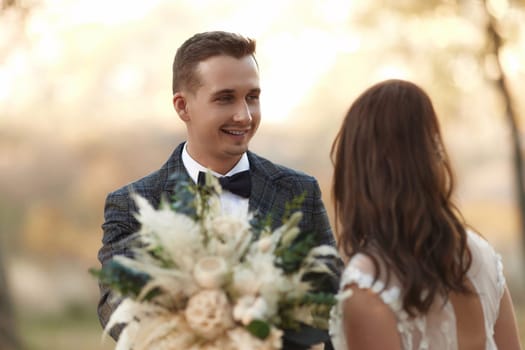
197, 170, 251, 198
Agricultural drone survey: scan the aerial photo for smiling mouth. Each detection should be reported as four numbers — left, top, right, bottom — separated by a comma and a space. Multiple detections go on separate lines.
222, 129, 249, 136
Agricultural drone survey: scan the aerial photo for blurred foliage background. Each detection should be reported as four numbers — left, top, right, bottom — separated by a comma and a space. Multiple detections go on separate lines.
0, 0, 524, 349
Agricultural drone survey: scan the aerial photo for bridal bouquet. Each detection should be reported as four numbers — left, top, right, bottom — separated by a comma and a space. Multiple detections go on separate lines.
92, 173, 339, 350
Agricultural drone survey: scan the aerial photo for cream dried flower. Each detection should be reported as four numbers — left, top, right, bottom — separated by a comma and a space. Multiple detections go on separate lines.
257, 236, 274, 253
184, 289, 234, 339
289, 305, 314, 325
133, 314, 195, 350
193, 256, 228, 289
231, 265, 261, 296
148, 335, 195, 350
228, 326, 283, 350
232, 252, 288, 318
233, 295, 268, 325
205, 215, 253, 263
208, 215, 250, 242
187, 334, 235, 350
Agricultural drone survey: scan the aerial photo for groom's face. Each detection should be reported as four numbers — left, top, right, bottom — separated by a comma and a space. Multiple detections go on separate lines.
179, 54, 261, 172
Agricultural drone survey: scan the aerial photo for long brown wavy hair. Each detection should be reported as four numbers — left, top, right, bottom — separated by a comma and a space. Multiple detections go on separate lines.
331, 79, 472, 316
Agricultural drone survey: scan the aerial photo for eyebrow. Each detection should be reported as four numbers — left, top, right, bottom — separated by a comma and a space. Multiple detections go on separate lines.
211, 88, 261, 97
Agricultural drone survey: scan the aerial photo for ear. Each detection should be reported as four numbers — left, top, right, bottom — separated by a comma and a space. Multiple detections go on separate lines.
173, 92, 189, 121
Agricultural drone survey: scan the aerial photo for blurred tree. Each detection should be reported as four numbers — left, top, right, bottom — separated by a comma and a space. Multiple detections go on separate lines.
0, 248, 20, 350
1, 0, 31, 19
1, 0, 19, 10
1, 2, 32, 349
1, 0, 15, 9
482, 0, 525, 270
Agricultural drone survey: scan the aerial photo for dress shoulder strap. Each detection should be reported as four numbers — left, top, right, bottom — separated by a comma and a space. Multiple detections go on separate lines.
465, 230, 506, 327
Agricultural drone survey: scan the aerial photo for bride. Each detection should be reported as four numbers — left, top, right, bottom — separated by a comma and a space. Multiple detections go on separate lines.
329, 79, 522, 350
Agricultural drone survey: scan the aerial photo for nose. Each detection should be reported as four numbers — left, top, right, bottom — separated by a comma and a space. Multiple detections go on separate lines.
233, 102, 252, 123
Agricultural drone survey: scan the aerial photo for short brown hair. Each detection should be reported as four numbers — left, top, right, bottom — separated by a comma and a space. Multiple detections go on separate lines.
172, 31, 256, 94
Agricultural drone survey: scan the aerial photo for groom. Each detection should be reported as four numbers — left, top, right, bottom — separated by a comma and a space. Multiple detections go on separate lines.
97, 31, 337, 349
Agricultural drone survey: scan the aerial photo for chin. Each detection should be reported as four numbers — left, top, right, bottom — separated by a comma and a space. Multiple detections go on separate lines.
225, 144, 248, 156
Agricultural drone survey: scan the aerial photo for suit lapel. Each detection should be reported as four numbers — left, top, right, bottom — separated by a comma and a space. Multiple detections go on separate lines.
163, 142, 192, 196
247, 152, 279, 218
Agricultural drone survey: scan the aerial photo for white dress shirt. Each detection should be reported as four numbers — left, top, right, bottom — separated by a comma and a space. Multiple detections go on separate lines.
181, 142, 250, 215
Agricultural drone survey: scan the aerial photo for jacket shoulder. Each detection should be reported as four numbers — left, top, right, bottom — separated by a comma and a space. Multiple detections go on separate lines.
110, 169, 167, 199
248, 152, 318, 188
108, 143, 184, 201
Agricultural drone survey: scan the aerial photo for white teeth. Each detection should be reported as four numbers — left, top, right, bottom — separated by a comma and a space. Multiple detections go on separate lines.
224, 130, 245, 135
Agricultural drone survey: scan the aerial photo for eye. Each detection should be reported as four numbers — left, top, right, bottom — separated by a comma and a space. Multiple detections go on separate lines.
216, 95, 234, 103
247, 94, 260, 102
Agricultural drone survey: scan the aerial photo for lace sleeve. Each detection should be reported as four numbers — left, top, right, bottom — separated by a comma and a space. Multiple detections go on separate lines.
339, 259, 403, 308
466, 230, 507, 323
467, 231, 507, 297
329, 255, 404, 350
494, 252, 506, 302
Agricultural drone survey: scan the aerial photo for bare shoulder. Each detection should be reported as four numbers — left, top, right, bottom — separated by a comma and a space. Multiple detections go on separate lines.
342, 284, 402, 350
494, 286, 523, 350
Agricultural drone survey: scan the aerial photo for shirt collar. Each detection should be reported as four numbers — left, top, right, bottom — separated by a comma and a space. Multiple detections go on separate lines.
182, 142, 250, 184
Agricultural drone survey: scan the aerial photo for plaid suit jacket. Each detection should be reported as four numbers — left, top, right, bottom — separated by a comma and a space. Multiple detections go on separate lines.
97, 142, 336, 349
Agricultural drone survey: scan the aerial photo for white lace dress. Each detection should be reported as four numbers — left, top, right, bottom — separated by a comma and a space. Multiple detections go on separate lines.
329, 230, 506, 350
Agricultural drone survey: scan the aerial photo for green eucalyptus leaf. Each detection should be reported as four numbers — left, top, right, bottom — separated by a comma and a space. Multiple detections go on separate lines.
95, 259, 151, 297
246, 319, 271, 339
